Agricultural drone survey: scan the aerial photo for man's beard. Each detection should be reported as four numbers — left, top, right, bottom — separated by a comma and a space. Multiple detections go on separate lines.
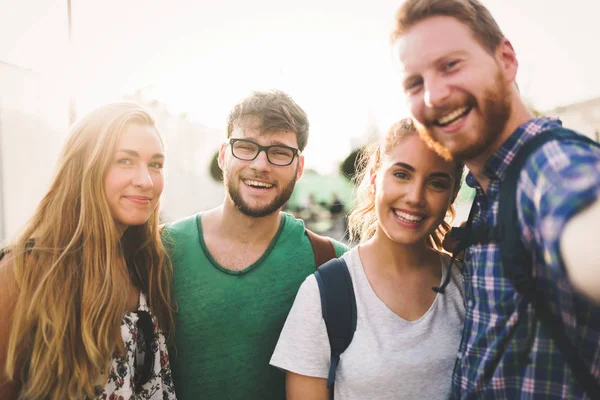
224, 169, 297, 218
415, 69, 512, 162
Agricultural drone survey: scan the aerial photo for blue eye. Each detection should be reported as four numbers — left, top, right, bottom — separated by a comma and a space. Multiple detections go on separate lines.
444, 60, 460, 70
117, 158, 133, 165
404, 79, 423, 93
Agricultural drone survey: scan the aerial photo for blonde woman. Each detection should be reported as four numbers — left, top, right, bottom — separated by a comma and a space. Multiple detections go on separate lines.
0, 103, 176, 399
270, 119, 465, 399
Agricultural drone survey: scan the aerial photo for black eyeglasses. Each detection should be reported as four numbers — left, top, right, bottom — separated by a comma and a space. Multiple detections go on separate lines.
229, 138, 300, 166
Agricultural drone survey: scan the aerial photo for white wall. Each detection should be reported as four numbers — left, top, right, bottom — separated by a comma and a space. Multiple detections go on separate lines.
546, 98, 600, 141
0, 62, 69, 244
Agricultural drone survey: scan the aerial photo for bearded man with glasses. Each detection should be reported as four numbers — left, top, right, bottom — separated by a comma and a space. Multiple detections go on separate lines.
163, 90, 348, 399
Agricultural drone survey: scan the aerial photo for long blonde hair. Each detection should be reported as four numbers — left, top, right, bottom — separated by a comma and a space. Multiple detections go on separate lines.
4, 102, 176, 399
347, 118, 463, 249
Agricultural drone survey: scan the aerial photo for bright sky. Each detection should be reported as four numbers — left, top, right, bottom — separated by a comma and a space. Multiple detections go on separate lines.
1, 0, 599, 173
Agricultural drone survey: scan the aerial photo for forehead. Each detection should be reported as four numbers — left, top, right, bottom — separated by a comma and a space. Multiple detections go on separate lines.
382, 134, 455, 174
118, 123, 163, 152
395, 16, 486, 75
231, 116, 299, 148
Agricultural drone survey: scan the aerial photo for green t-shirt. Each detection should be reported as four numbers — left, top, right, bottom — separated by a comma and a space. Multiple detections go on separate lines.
165, 212, 348, 400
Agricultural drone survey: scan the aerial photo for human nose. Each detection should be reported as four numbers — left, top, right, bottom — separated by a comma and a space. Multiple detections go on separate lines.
423, 75, 451, 109
405, 181, 426, 207
132, 164, 153, 189
249, 148, 271, 170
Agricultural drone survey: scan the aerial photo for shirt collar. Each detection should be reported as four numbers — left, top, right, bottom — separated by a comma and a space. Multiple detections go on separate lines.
465, 116, 562, 189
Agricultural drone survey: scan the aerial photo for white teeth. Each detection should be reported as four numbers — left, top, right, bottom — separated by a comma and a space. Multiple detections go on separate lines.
245, 179, 274, 188
436, 106, 469, 125
393, 210, 425, 222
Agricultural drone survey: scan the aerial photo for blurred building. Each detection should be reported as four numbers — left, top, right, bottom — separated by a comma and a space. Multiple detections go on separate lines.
124, 92, 225, 222
0, 61, 69, 244
545, 97, 600, 141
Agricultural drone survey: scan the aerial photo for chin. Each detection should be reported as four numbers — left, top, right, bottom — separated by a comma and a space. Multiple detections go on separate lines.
380, 226, 424, 246
117, 215, 152, 228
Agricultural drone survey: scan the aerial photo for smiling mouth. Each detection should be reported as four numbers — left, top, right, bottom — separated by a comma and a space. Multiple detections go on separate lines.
244, 179, 275, 189
393, 209, 425, 223
126, 196, 151, 204
434, 106, 472, 127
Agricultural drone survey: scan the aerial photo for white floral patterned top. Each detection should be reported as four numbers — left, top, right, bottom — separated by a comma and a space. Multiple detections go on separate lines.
93, 293, 176, 400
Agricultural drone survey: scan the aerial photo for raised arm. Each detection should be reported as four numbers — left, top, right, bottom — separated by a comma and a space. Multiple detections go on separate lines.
561, 199, 600, 302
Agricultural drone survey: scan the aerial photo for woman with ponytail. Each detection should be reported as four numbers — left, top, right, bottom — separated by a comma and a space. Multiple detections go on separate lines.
271, 118, 466, 399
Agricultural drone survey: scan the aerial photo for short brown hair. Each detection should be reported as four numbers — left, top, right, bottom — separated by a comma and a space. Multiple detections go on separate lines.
392, 0, 505, 55
226, 90, 310, 151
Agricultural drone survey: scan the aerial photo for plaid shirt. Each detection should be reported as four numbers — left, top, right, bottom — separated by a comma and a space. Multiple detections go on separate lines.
451, 117, 600, 399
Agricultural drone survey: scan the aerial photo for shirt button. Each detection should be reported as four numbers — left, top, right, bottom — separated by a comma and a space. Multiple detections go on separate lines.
457, 351, 463, 359
467, 299, 474, 308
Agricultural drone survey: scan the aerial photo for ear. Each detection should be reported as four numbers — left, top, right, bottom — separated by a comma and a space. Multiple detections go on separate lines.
295, 155, 305, 181
369, 168, 377, 194
495, 39, 518, 83
217, 142, 228, 171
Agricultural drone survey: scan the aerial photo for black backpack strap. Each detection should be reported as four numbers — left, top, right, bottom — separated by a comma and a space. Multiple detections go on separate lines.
500, 127, 600, 396
314, 258, 357, 392
306, 228, 337, 268
447, 198, 479, 254
434, 197, 481, 294
499, 128, 596, 290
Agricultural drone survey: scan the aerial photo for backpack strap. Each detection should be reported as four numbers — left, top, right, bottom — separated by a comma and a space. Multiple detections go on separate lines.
499, 127, 600, 396
314, 258, 357, 391
435, 198, 479, 294
305, 228, 337, 267
501, 128, 599, 290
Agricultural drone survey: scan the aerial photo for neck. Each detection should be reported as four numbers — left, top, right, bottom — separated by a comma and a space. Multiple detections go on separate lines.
466, 94, 534, 193
118, 223, 129, 238
213, 199, 282, 244
364, 228, 435, 274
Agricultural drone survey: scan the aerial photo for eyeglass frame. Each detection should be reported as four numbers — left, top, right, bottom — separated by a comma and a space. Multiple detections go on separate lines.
228, 138, 301, 166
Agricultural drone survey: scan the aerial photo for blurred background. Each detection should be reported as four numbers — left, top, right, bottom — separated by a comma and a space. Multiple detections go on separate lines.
1, 0, 599, 244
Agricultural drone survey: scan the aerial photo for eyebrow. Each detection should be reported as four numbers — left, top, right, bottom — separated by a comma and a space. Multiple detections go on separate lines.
393, 162, 452, 180
403, 51, 469, 84
116, 149, 165, 159
236, 138, 296, 148
435, 50, 468, 63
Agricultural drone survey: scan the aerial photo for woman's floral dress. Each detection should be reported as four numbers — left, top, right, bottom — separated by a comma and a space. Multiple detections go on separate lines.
93, 293, 176, 400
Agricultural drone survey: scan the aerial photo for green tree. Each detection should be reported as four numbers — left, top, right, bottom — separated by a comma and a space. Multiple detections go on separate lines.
209, 150, 222, 182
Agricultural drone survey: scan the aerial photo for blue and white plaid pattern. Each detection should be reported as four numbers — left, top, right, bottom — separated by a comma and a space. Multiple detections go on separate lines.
451, 117, 600, 399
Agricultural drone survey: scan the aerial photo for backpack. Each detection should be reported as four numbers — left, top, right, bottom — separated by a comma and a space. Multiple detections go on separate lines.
448, 127, 600, 397
305, 229, 357, 393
